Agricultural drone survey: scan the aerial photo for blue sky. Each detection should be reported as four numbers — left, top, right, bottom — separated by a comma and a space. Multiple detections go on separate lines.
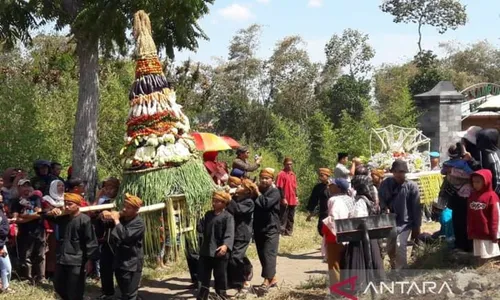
174, 0, 500, 67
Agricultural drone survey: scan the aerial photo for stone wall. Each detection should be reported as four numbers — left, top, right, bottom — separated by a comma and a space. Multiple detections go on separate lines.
439, 103, 462, 158
414, 81, 465, 160
417, 101, 440, 152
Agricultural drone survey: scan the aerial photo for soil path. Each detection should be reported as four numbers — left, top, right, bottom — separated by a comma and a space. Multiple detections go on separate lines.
139, 249, 325, 299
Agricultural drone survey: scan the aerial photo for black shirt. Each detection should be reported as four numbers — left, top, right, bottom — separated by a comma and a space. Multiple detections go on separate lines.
49, 213, 98, 266
11, 196, 44, 238
226, 197, 254, 242
110, 215, 145, 272
198, 210, 234, 258
253, 187, 281, 234
306, 182, 329, 220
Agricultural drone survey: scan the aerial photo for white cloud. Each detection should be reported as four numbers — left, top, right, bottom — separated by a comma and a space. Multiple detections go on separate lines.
218, 4, 254, 21
308, 0, 323, 8
256, 0, 270, 3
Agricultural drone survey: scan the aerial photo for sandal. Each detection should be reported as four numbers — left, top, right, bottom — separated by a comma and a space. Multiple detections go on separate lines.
268, 277, 278, 288
1, 288, 15, 294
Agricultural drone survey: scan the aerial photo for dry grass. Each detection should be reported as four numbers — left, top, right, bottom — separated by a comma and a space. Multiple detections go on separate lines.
259, 276, 327, 300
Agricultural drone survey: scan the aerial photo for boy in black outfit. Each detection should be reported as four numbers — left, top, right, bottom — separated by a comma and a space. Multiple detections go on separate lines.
197, 190, 235, 300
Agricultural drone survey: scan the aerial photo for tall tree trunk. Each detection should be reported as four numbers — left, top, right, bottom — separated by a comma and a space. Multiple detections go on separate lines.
417, 20, 423, 54
72, 35, 99, 201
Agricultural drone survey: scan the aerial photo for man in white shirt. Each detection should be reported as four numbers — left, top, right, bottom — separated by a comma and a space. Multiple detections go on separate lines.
334, 153, 360, 184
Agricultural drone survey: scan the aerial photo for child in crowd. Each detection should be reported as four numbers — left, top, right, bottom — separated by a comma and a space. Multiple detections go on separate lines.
468, 169, 500, 260
94, 178, 120, 205
197, 190, 234, 300
438, 144, 474, 208
66, 178, 88, 207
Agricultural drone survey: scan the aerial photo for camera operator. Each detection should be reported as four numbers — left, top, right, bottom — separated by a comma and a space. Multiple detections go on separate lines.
232, 146, 262, 179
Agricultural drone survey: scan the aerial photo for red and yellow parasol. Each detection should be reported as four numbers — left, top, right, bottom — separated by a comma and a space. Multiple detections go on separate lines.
221, 136, 241, 149
190, 132, 232, 152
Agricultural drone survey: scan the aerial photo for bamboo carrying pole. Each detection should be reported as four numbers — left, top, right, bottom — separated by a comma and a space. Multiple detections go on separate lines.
79, 200, 166, 213
77, 189, 236, 213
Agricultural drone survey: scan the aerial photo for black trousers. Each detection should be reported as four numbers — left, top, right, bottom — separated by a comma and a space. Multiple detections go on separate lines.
54, 264, 86, 300
115, 269, 142, 300
450, 196, 473, 252
198, 256, 228, 298
100, 243, 115, 296
228, 240, 252, 288
279, 205, 296, 235
18, 233, 45, 280
185, 238, 199, 284
254, 231, 279, 279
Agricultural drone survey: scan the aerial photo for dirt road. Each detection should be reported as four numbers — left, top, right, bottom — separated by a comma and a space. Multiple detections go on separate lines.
139, 249, 325, 299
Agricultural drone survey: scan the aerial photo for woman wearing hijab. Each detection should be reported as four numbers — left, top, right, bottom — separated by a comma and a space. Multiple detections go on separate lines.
458, 126, 482, 163
42, 180, 65, 280
476, 128, 500, 195
341, 175, 385, 291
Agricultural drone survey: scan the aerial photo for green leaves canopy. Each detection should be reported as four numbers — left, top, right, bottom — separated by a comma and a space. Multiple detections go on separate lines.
0, 0, 214, 58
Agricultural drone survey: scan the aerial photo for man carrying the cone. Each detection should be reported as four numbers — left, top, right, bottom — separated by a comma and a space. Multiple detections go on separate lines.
101, 193, 145, 300
253, 168, 281, 289
46, 193, 98, 300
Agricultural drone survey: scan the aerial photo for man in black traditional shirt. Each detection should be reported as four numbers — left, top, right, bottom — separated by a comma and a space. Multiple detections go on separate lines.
253, 168, 281, 289
226, 178, 257, 295
306, 168, 332, 236
46, 193, 98, 300
101, 193, 145, 300
197, 190, 235, 300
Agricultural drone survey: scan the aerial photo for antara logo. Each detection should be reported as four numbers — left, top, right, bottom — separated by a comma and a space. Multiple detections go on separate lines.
330, 276, 453, 299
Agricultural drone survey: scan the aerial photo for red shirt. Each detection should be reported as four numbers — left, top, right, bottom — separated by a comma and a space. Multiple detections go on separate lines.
276, 170, 298, 206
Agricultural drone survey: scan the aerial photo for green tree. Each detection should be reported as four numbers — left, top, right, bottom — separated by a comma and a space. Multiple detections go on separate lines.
334, 100, 379, 157
380, 0, 467, 53
307, 111, 337, 169
267, 36, 320, 123
166, 59, 216, 128
324, 75, 371, 125
324, 28, 375, 78
373, 63, 419, 127
0, 1, 214, 199
0, 36, 78, 172
439, 41, 500, 88
266, 115, 316, 203
211, 24, 269, 144
409, 50, 446, 95
225, 24, 264, 103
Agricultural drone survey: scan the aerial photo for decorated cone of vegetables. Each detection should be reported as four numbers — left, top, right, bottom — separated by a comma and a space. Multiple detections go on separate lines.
118, 10, 215, 259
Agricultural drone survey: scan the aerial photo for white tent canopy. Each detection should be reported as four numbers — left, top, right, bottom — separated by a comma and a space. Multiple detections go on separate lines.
477, 94, 500, 111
